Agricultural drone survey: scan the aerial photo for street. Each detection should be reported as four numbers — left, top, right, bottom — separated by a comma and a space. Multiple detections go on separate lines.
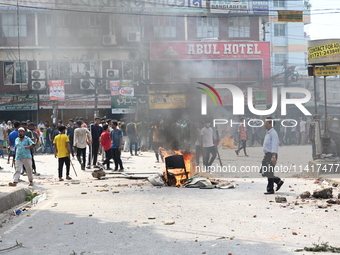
1, 145, 340, 255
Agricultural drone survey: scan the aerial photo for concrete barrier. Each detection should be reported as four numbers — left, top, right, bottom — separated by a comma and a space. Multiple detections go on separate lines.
0, 188, 31, 213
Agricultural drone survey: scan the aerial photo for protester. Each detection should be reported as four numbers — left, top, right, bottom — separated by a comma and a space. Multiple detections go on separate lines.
201, 121, 217, 168
74, 120, 92, 170
53, 125, 72, 181
89, 117, 103, 168
110, 121, 124, 171
260, 117, 284, 194
126, 119, 139, 156
235, 117, 248, 157
9, 127, 35, 186
7, 121, 20, 165
100, 124, 113, 170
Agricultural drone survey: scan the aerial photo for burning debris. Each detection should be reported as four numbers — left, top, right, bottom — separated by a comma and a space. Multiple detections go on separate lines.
218, 134, 237, 149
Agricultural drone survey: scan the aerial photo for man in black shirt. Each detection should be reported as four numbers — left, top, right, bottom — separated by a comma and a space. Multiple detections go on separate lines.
89, 117, 103, 168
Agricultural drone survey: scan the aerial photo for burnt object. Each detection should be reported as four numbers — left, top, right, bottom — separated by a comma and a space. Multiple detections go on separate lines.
312, 188, 333, 199
164, 155, 189, 187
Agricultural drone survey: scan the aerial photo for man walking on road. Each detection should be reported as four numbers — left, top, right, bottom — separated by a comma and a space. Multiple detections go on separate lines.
9, 127, 35, 186
74, 121, 92, 170
111, 121, 124, 171
53, 125, 72, 181
260, 117, 284, 194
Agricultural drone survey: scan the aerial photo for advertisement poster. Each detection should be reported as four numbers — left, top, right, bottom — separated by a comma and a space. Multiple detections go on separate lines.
0, 94, 38, 111
49, 80, 65, 100
110, 81, 120, 96
119, 80, 134, 97
39, 94, 111, 109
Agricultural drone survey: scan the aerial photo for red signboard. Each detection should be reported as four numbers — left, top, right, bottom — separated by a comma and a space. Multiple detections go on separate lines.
150, 41, 271, 79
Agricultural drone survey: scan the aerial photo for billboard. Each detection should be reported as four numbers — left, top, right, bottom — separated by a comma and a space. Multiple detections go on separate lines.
308, 39, 340, 65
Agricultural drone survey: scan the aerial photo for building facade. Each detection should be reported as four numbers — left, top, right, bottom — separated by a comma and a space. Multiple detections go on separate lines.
0, 0, 271, 123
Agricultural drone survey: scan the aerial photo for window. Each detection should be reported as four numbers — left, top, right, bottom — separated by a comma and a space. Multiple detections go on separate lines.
197, 17, 219, 38
4, 62, 28, 85
153, 16, 176, 38
47, 61, 99, 83
77, 14, 100, 38
46, 14, 70, 37
228, 17, 250, 38
121, 16, 143, 38
2, 13, 27, 37
273, 0, 285, 7
274, 54, 286, 66
274, 24, 286, 36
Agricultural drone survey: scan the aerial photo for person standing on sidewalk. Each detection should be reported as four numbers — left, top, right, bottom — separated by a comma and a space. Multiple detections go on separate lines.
100, 124, 113, 170
74, 121, 92, 170
9, 127, 35, 187
53, 125, 72, 181
235, 117, 249, 157
110, 121, 124, 171
260, 117, 284, 195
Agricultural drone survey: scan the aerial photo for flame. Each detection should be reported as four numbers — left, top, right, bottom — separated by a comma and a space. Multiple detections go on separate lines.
159, 147, 194, 187
218, 134, 237, 149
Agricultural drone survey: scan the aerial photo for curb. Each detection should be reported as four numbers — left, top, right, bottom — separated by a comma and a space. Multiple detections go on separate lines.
0, 188, 31, 213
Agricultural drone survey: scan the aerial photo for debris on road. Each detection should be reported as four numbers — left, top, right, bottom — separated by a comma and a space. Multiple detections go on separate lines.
275, 196, 287, 203
300, 191, 311, 199
312, 188, 333, 199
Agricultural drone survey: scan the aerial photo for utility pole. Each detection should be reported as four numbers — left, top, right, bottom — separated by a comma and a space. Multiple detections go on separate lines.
51, 11, 58, 125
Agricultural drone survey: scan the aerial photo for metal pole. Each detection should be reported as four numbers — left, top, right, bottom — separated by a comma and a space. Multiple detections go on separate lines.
313, 67, 317, 114
323, 75, 328, 136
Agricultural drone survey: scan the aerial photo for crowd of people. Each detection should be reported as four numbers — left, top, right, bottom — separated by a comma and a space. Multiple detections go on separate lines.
0, 114, 322, 186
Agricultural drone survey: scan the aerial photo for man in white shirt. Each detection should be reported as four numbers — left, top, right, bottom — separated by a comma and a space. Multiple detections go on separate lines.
260, 117, 284, 194
200, 121, 217, 168
74, 121, 92, 170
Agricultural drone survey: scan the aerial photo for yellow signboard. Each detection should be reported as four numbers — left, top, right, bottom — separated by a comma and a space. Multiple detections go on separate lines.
149, 94, 186, 109
278, 11, 303, 22
315, 65, 340, 76
308, 42, 340, 60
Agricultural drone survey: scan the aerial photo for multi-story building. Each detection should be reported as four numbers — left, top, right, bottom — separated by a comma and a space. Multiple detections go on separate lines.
0, 0, 271, 123
267, 0, 311, 82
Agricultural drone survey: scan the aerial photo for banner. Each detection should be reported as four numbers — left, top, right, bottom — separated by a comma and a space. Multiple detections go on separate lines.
110, 81, 120, 96
119, 80, 135, 97
254, 91, 267, 110
278, 11, 303, 22
315, 65, 340, 76
111, 96, 147, 114
0, 94, 38, 111
149, 94, 186, 109
39, 94, 111, 109
49, 80, 65, 100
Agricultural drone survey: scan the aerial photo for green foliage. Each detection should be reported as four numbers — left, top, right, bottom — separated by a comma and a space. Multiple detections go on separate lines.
295, 242, 340, 253
26, 192, 39, 202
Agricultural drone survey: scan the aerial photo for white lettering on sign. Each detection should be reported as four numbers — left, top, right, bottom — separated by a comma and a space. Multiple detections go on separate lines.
187, 44, 220, 55
187, 43, 262, 56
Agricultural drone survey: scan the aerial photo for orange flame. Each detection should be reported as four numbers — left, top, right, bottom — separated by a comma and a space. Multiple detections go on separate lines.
218, 134, 237, 149
159, 147, 193, 187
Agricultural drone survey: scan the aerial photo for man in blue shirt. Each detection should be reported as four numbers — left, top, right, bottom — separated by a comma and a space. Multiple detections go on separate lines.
7, 121, 20, 165
260, 117, 284, 194
9, 127, 35, 187
110, 121, 124, 171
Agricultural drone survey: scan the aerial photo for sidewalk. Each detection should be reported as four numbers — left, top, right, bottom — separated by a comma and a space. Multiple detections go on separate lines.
1, 147, 340, 254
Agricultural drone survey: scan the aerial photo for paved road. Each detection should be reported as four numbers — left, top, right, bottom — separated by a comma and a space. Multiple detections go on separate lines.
1, 146, 340, 254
